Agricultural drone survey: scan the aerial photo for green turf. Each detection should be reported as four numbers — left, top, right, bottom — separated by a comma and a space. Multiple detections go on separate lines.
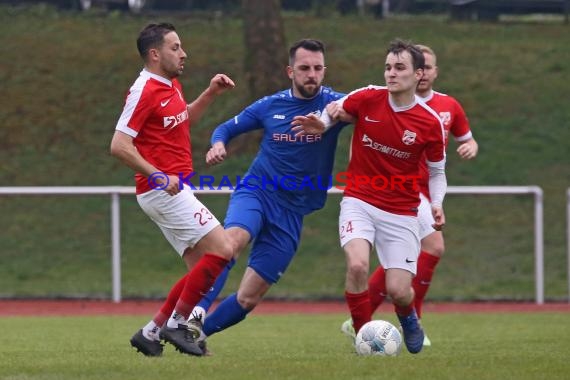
1, 312, 569, 380
0, 5, 569, 301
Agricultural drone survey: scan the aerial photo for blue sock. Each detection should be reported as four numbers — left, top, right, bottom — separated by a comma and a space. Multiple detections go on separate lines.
203, 292, 250, 337
196, 258, 235, 312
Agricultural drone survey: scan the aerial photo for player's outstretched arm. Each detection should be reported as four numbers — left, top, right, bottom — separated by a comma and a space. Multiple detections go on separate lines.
456, 138, 478, 160
187, 74, 235, 125
291, 100, 355, 137
291, 113, 327, 136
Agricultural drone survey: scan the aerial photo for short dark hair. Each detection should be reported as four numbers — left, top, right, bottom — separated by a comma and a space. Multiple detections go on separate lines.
137, 22, 176, 60
387, 39, 425, 71
289, 39, 325, 65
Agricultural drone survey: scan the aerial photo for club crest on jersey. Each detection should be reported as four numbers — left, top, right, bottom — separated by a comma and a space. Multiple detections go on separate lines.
439, 111, 451, 126
402, 130, 416, 145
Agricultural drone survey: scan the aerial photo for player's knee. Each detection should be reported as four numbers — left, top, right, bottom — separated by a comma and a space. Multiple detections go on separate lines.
432, 244, 444, 257
347, 260, 368, 281
386, 284, 411, 305
236, 292, 260, 311
217, 240, 234, 260
422, 234, 445, 258
423, 244, 444, 258
226, 228, 249, 258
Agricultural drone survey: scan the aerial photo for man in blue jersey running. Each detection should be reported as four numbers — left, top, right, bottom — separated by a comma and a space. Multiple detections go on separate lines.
186, 39, 348, 347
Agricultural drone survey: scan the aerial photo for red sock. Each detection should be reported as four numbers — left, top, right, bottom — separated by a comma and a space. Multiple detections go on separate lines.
412, 251, 440, 319
153, 273, 188, 327
368, 266, 387, 313
173, 253, 229, 319
394, 302, 414, 317
345, 290, 372, 334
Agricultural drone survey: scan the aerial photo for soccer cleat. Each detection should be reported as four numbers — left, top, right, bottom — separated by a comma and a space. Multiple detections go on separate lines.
130, 329, 164, 357
188, 311, 212, 355
159, 324, 204, 356
340, 318, 356, 339
423, 333, 432, 347
417, 319, 431, 347
187, 310, 205, 341
397, 310, 425, 354
198, 339, 213, 356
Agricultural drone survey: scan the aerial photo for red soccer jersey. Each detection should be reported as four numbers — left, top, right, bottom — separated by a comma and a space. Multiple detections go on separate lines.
340, 86, 445, 216
115, 70, 192, 194
417, 90, 472, 198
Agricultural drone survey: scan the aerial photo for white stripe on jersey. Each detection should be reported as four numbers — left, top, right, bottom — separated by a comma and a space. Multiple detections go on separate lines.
454, 131, 473, 142
416, 95, 446, 160
115, 75, 147, 138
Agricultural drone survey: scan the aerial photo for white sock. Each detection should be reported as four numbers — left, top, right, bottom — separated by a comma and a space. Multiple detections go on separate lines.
142, 321, 160, 341
190, 306, 206, 321
166, 310, 187, 329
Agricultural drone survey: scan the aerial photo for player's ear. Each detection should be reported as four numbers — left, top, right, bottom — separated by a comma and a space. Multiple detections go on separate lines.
286, 66, 294, 80
148, 48, 160, 63
415, 68, 424, 81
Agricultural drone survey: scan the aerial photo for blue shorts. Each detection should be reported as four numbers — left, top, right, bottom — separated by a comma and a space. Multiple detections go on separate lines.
224, 188, 303, 284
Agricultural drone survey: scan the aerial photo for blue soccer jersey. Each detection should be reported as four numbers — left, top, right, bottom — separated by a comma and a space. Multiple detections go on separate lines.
211, 86, 347, 215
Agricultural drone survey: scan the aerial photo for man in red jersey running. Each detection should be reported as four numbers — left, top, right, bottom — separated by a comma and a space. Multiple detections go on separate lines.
292, 39, 447, 354
341, 44, 479, 347
110, 22, 235, 357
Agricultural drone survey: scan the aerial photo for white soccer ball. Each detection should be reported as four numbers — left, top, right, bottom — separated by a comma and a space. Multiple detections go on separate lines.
354, 320, 402, 356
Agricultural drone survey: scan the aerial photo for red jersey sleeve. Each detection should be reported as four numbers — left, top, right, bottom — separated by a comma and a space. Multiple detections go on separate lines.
342, 86, 380, 118
424, 117, 446, 164
126, 86, 154, 135
116, 81, 154, 138
449, 97, 472, 142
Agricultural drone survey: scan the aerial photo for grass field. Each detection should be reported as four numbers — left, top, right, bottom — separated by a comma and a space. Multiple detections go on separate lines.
1, 312, 569, 380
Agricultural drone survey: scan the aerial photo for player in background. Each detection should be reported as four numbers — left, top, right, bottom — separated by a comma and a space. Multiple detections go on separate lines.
109, 22, 235, 357
340, 44, 479, 347
182, 39, 349, 348
292, 39, 447, 354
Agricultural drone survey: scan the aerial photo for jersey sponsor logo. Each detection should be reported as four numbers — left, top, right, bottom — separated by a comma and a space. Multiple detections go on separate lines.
405, 258, 415, 263
364, 115, 381, 123
272, 133, 322, 143
439, 111, 451, 126
163, 109, 189, 129
160, 98, 172, 107
402, 130, 416, 145
361, 134, 411, 159
273, 114, 286, 120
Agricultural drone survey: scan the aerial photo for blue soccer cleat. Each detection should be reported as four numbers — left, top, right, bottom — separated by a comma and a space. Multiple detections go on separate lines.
397, 310, 425, 354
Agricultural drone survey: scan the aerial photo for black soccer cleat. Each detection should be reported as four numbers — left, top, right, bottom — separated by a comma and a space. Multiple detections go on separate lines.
159, 324, 204, 356
130, 329, 164, 357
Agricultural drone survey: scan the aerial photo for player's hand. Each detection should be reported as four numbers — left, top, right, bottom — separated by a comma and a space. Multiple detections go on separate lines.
326, 102, 356, 123
291, 114, 326, 137
209, 74, 235, 95
457, 139, 478, 160
206, 142, 227, 165
163, 174, 181, 196
431, 205, 445, 231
